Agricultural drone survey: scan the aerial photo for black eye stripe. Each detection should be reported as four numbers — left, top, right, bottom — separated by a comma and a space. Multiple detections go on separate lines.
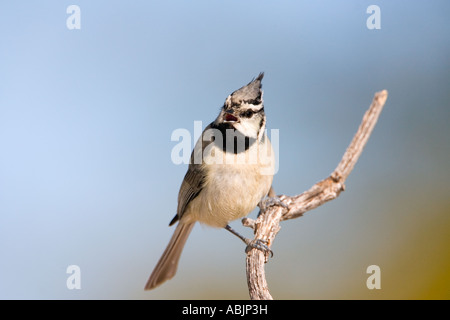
240, 107, 264, 118
241, 110, 254, 118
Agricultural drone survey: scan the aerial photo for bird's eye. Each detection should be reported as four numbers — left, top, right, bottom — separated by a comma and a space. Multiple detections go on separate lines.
242, 110, 254, 118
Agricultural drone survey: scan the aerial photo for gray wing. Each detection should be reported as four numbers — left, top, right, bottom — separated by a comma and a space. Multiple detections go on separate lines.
181, 162, 206, 209
169, 124, 214, 226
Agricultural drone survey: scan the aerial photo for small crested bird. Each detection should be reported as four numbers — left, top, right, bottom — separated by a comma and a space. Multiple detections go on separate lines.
145, 73, 275, 290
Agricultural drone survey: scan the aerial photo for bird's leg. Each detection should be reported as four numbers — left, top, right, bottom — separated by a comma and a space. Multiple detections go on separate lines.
224, 224, 273, 258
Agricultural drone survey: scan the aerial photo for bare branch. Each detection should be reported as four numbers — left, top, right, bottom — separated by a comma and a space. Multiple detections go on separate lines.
244, 90, 388, 300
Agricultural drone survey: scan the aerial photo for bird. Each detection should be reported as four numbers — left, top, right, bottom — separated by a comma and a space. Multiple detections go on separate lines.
145, 73, 275, 290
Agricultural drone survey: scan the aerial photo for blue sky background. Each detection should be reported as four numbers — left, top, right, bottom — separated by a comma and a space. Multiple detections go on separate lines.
0, 1, 449, 299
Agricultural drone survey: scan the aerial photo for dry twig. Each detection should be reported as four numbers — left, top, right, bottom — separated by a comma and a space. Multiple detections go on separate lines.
243, 90, 388, 300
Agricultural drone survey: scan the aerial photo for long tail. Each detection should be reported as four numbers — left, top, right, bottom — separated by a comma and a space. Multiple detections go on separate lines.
145, 222, 195, 290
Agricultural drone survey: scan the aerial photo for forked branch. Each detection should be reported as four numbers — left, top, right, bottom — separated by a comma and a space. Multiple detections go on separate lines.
243, 90, 388, 300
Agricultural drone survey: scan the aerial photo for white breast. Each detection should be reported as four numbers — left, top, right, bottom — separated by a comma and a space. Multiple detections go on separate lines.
182, 135, 275, 228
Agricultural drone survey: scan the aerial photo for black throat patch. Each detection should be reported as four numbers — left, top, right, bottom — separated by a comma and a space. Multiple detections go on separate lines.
209, 122, 256, 154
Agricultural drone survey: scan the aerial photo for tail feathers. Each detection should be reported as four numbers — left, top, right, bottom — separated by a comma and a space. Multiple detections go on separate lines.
145, 222, 194, 290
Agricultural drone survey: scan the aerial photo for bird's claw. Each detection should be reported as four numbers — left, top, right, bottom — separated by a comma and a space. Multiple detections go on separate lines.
245, 238, 273, 260
259, 197, 288, 211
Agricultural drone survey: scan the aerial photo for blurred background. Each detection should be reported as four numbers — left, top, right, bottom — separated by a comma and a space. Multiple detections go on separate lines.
0, 0, 449, 300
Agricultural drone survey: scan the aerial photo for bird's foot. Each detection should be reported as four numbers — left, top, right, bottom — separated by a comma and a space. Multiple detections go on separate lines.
258, 196, 288, 212
224, 225, 273, 260
245, 238, 273, 259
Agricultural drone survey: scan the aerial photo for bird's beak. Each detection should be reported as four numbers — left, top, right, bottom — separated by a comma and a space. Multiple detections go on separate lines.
223, 113, 239, 123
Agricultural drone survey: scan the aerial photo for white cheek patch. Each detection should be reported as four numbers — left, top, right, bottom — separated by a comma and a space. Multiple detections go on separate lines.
241, 103, 263, 113
234, 120, 259, 139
